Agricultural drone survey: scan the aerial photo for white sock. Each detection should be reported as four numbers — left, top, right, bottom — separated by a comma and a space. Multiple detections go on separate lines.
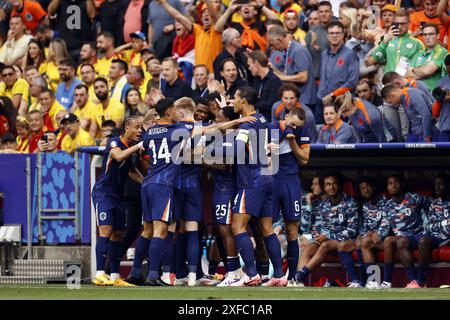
188, 272, 196, 279
162, 272, 170, 278
110, 273, 120, 281
95, 271, 105, 277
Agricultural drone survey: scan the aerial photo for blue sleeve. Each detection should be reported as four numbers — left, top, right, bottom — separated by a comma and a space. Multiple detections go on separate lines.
369, 109, 387, 142
293, 47, 308, 73
412, 91, 433, 138
343, 200, 359, 239
335, 125, 355, 144
342, 51, 359, 92
317, 51, 327, 99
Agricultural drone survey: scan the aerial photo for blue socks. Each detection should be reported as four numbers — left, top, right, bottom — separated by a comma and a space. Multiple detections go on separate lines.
227, 256, 240, 273
296, 266, 310, 283
405, 266, 417, 281
356, 249, 367, 284
96, 236, 109, 271
147, 237, 165, 280
130, 235, 151, 278
339, 252, 358, 282
208, 260, 220, 275
235, 232, 257, 277
108, 240, 123, 275
417, 265, 428, 287
186, 231, 199, 274
287, 240, 299, 280
176, 232, 187, 278
162, 231, 175, 273
264, 233, 284, 278
384, 262, 394, 283
256, 260, 269, 276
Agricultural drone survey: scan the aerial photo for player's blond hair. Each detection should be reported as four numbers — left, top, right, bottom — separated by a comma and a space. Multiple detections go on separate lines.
174, 97, 195, 114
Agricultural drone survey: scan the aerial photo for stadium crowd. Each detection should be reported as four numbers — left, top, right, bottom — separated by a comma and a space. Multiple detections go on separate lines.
0, 0, 448, 289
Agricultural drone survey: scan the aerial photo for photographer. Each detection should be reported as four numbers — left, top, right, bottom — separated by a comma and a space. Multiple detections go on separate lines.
36, 131, 58, 153
432, 54, 450, 141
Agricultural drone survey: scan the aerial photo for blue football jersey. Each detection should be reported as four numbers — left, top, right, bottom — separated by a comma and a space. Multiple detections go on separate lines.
270, 121, 310, 176
92, 136, 134, 200
142, 122, 185, 187
234, 112, 273, 188
177, 121, 204, 189
383, 192, 424, 237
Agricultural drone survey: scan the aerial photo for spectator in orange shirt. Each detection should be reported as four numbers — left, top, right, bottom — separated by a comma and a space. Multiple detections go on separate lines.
10, 0, 49, 34
410, 0, 448, 43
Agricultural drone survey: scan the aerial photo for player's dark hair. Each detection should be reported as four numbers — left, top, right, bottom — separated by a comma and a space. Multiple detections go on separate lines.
205, 92, 221, 102
381, 84, 398, 99
121, 116, 141, 133
279, 83, 300, 99
237, 86, 259, 105
435, 173, 450, 187
101, 120, 116, 128
155, 98, 175, 117
358, 176, 379, 195
194, 97, 209, 106
112, 59, 128, 73
318, 1, 332, 9
320, 171, 345, 191
222, 107, 240, 121
288, 108, 306, 121
381, 71, 402, 85
386, 174, 406, 190
74, 84, 89, 92
94, 77, 108, 86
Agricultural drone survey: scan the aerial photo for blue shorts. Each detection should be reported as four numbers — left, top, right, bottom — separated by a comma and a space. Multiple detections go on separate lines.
92, 196, 126, 231
421, 233, 450, 248
174, 187, 203, 222
232, 183, 273, 218
405, 234, 423, 250
213, 191, 235, 225
273, 175, 302, 222
141, 183, 174, 223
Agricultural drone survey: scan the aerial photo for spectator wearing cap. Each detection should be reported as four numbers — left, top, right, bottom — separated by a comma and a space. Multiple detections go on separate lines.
361, 4, 396, 47
61, 113, 95, 154
247, 50, 282, 122
213, 28, 250, 83
0, 65, 29, 114
283, 9, 306, 45
431, 54, 450, 141
117, 31, 148, 68
317, 104, 357, 144
267, 25, 318, 116
193, 64, 209, 98
381, 84, 433, 142
305, 1, 333, 81
10, 0, 49, 34
36, 131, 59, 153
48, 0, 96, 62
277, 0, 302, 19
0, 16, 33, 66
56, 59, 83, 110
158, 0, 222, 74
123, 0, 150, 43
407, 23, 449, 91
160, 57, 194, 99
318, 21, 359, 110
366, 9, 424, 74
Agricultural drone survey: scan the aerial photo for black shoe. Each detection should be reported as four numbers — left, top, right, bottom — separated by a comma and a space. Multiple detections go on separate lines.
144, 278, 168, 286
125, 275, 145, 286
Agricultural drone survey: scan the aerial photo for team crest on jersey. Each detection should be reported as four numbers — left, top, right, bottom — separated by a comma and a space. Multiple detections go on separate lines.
25, 13, 33, 21
99, 212, 107, 221
405, 208, 412, 216
110, 141, 118, 148
337, 58, 344, 66
444, 209, 449, 217
406, 43, 413, 49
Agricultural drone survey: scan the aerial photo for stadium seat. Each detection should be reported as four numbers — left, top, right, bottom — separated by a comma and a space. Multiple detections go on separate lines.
439, 246, 450, 262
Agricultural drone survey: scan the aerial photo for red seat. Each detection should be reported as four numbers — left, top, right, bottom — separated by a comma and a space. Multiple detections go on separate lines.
439, 246, 450, 262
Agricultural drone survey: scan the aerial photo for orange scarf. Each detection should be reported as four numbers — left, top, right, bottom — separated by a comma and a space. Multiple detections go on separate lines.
240, 22, 267, 51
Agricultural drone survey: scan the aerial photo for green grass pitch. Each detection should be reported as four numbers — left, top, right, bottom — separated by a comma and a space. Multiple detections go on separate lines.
0, 285, 449, 300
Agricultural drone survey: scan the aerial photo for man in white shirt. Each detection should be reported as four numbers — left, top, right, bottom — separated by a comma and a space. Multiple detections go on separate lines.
0, 16, 32, 65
